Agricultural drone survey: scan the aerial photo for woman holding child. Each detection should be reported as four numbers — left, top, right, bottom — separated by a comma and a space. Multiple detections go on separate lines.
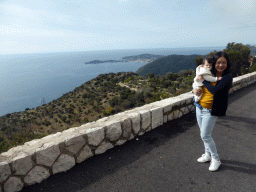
192, 51, 233, 171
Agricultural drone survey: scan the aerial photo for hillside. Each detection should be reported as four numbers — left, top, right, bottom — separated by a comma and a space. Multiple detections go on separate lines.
136, 54, 201, 77
0, 71, 196, 153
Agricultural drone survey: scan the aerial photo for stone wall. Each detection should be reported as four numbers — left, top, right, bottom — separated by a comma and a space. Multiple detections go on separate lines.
0, 71, 256, 192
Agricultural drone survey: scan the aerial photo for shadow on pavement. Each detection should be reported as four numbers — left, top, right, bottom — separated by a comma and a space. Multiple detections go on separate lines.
219, 115, 256, 125
228, 82, 256, 104
220, 160, 256, 175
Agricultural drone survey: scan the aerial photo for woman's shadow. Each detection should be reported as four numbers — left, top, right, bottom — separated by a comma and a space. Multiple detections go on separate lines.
219, 160, 256, 174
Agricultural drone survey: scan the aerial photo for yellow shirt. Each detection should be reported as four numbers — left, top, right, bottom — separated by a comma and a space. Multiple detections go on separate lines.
199, 82, 217, 109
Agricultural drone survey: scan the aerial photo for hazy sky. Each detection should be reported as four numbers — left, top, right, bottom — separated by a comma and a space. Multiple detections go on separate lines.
1, 0, 256, 54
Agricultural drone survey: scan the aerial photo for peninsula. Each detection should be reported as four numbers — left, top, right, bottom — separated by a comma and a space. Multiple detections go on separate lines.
85, 54, 164, 64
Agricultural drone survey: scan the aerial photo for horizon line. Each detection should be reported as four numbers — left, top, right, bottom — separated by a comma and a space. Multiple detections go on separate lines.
0, 46, 227, 56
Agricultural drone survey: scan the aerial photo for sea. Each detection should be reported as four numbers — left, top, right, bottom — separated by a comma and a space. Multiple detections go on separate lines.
0, 47, 224, 117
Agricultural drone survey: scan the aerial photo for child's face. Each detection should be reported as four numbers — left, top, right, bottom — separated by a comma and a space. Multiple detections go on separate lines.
204, 60, 212, 69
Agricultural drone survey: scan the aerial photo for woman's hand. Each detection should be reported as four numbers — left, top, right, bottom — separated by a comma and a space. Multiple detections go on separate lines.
198, 75, 204, 82
192, 88, 202, 96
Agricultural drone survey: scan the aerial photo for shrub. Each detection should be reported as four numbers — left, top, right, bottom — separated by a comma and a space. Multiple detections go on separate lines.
121, 100, 133, 109
177, 77, 183, 82
249, 63, 256, 72
179, 83, 187, 89
168, 86, 176, 94
83, 117, 89, 123
62, 116, 67, 122
104, 106, 113, 115
109, 96, 119, 107
166, 72, 179, 81
174, 82, 180, 89
164, 80, 172, 88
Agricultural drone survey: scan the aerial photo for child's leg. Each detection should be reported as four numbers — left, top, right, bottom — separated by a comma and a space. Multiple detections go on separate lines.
194, 87, 202, 102
194, 87, 203, 109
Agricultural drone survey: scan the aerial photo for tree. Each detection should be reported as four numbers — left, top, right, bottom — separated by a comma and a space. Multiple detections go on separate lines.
224, 42, 251, 77
166, 72, 179, 81
249, 58, 256, 72
146, 73, 155, 78
206, 50, 218, 58
195, 55, 204, 67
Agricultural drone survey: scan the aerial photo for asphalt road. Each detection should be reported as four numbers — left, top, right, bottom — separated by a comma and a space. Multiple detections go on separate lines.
21, 82, 256, 192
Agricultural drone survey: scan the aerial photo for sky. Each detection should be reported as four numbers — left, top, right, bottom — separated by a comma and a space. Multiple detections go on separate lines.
0, 0, 256, 54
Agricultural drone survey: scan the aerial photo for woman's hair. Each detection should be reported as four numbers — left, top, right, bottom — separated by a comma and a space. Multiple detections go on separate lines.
211, 51, 231, 76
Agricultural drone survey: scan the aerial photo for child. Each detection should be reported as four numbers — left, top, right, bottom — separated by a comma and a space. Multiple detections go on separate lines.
192, 57, 222, 108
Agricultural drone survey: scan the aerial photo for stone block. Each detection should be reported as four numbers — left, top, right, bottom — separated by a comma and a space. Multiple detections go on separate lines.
0, 145, 24, 162
172, 110, 179, 119
163, 102, 172, 113
184, 107, 190, 114
188, 104, 195, 112
138, 131, 145, 136
185, 95, 193, 105
168, 112, 174, 121
122, 118, 132, 138
145, 125, 152, 132
127, 113, 141, 135
95, 142, 114, 155
64, 135, 86, 155
106, 122, 122, 142
52, 154, 76, 174
151, 107, 163, 129
86, 127, 105, 146
116, 139, 127, 146
140, 110, 151, 130
180, 107, 186, 114
76, 145, 93, 163
4, 177, 23, 192
36, 142, 61, 167
11, 152, 33, 176
177, 110, 183, 118
164, 115, 167, 123
0, 161, 11, 183
24, 166, 50, 185
129, 133, 134, 140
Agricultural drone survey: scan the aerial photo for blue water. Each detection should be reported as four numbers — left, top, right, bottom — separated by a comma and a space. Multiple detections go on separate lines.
0, 47, 224, 116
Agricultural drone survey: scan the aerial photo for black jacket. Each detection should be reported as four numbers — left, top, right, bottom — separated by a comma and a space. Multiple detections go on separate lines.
202, 73, 233, 116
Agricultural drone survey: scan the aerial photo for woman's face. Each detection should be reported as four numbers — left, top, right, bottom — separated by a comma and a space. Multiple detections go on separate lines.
215, 57, 227, 74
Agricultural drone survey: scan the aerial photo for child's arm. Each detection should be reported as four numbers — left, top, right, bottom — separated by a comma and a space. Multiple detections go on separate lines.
203, 75, 218, 82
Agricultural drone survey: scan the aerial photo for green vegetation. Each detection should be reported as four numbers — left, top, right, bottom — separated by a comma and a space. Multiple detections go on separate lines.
245, 44, 256, 57
195, 42, 255, 77
0, 71, 195, 153
136, 54, 200, 77
224, 42, 251, 76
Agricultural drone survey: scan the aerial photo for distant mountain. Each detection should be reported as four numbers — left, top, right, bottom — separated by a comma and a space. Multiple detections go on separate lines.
122, 54, 163, 60
136, 54, 201, 76
85, 54, 164, 64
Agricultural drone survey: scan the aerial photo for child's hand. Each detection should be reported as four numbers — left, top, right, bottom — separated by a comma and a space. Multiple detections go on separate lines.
198, 75, 204, 82
192, 88, 202, 96
218, 77, 222, 81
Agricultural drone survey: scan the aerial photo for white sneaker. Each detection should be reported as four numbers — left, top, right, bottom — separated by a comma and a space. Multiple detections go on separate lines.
197, 154, 211, 163
209, 158, 221, 171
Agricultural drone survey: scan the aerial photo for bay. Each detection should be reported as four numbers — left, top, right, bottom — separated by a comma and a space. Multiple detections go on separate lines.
0, 47, 224, 116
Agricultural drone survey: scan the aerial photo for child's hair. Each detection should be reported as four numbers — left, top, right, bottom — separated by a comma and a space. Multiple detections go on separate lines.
202, 56, 214, 65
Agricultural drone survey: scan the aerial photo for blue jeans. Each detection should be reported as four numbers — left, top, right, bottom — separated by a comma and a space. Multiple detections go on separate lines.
196, 107, 219, 160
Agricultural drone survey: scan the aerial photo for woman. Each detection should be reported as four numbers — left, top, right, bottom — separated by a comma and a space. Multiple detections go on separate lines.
192, 51, 233, 171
